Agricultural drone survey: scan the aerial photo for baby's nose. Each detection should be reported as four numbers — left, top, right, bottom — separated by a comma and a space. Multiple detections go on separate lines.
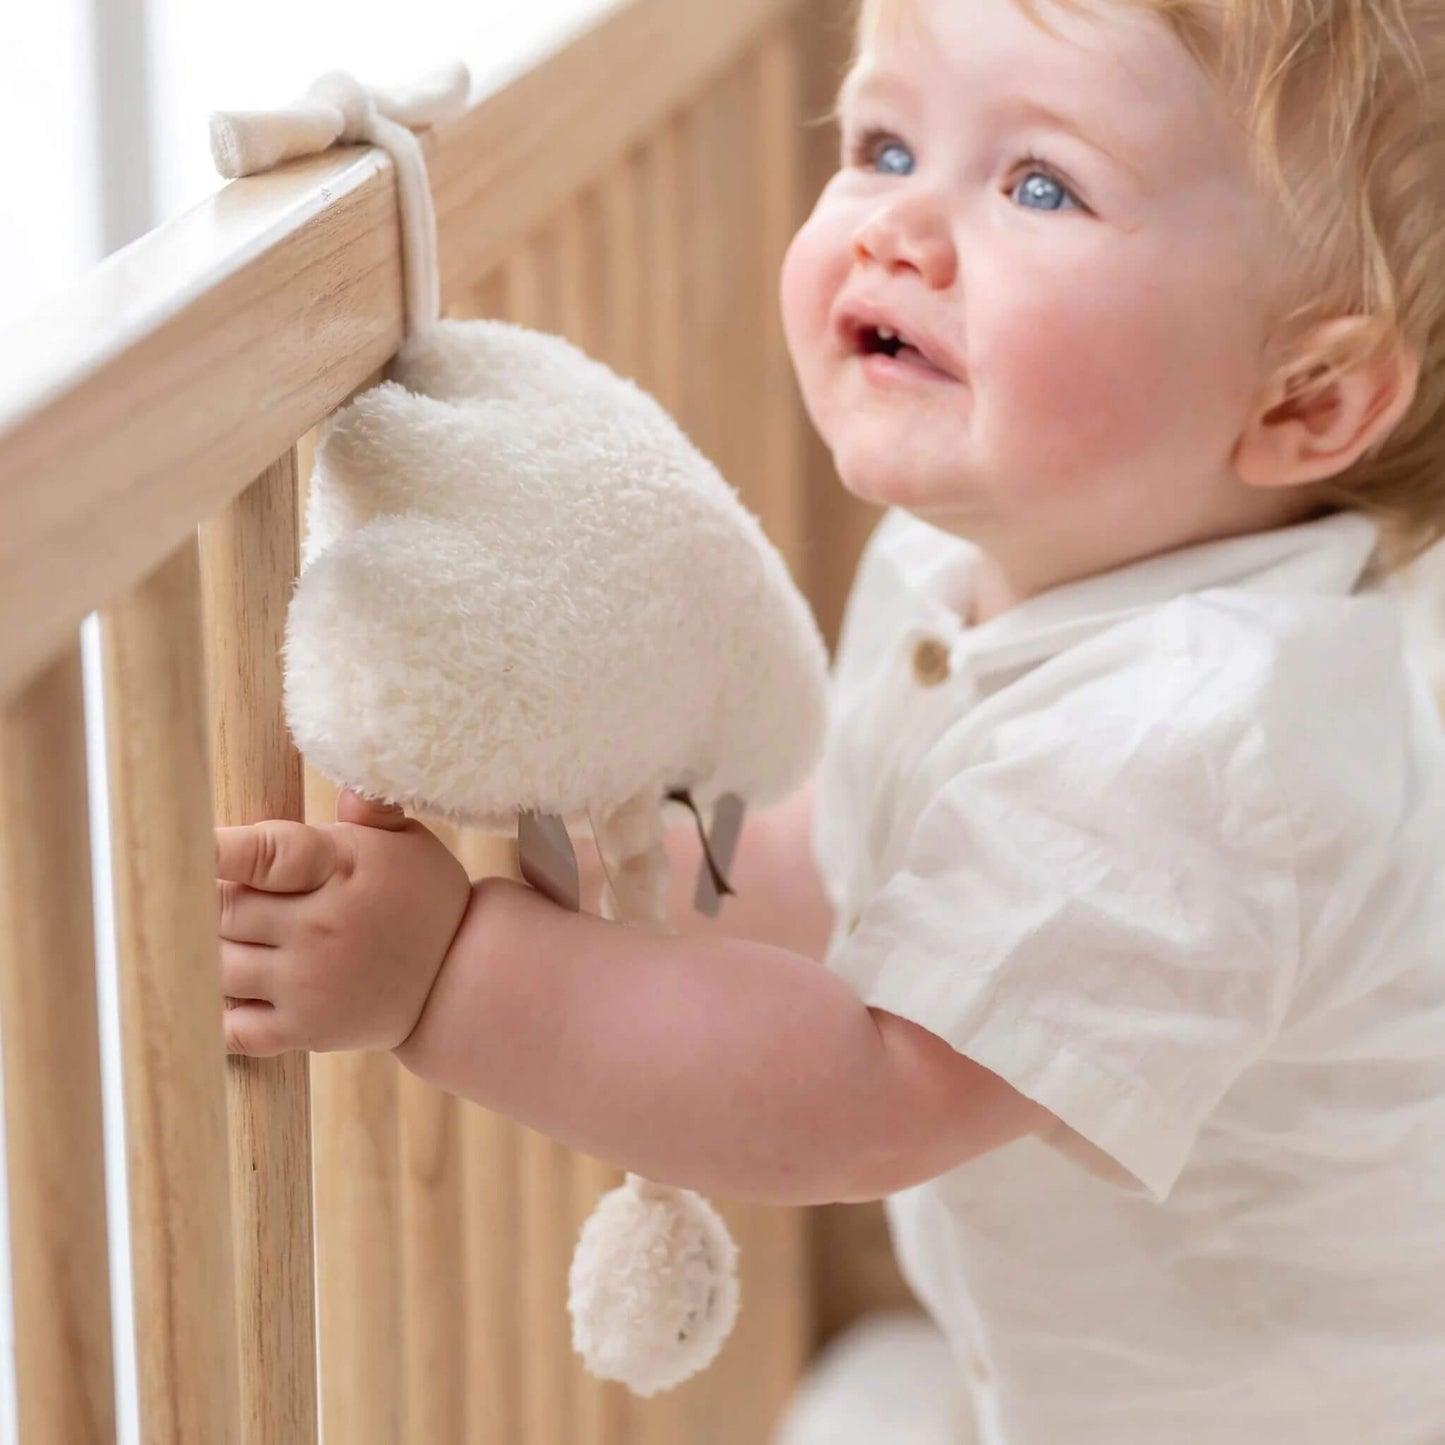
852, 198, 957, 288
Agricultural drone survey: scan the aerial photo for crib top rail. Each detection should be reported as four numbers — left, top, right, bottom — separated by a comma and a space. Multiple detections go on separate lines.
0, 0, 800, 706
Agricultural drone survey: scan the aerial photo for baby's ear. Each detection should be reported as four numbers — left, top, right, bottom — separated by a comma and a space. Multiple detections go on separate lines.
1233, 316, 1420, 490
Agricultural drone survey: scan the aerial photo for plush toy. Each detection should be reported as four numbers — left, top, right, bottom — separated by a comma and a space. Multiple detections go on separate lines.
212, 65, 830, 1395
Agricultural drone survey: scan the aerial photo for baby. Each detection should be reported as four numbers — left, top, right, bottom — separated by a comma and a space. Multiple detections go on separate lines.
214, 0, 1445, 1439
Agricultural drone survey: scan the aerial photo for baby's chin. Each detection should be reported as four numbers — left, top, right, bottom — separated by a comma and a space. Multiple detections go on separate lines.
832, 441, 982, 518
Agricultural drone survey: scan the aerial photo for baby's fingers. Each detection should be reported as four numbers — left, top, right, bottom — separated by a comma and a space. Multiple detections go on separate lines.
222, 1000, 294, 1058
219, 938, 277, 1002
215, 820, 339, 893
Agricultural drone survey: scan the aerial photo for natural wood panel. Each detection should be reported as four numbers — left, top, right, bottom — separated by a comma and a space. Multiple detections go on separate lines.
636, 119, 685, 419
756, 19, 810, 577
298, 399, 406, 1445
102, 538, 241, 1444
455, 825, 525, 1445
399, 1022, 467, 1443
1, 0, 808, 707
397, 820, 466, 1443
811, 1203, 920, 1349
312, 1046, 404, 1445
0, 646, 117, 1445
199, 452, 319, 1445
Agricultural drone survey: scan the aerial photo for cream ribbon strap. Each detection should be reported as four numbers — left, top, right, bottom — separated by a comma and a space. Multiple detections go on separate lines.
209, 61, 470, 335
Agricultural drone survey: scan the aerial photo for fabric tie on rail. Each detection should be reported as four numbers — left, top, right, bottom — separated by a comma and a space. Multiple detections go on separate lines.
209, 62, 470, 335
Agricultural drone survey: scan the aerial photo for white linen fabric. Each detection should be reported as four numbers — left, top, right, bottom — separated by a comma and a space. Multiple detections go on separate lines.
813, 508, 1445, 1445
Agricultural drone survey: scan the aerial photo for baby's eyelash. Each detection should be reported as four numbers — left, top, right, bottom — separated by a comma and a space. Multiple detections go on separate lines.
1012, 152, 1089, 211
845, 125, 904, 168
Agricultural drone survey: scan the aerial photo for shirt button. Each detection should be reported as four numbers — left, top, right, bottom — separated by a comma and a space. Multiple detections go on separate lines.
911, 636, 951, 687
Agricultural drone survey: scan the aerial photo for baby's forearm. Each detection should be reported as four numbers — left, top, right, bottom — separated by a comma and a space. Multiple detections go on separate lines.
392, 874, 904, 1206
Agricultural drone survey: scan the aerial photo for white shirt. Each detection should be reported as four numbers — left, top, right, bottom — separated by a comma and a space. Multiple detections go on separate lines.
813, 508, 1445, 1445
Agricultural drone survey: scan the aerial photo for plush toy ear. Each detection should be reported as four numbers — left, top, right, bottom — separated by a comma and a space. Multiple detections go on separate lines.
517, 812, 580, 912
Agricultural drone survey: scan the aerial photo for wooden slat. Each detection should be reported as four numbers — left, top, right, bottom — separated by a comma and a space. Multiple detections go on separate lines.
102, 538, 241, 1444
312, 1048, 404, 1445
0, 646, 117, 1444
455, 829, 526, 1445
637, 118, 685, 420
296, 381, 406, 1445
0, 0, 808, 707
756, 20, 809, 577
312, 1047, 405, 1445
398, 827, 467, 1443
199, 452, 319, 1444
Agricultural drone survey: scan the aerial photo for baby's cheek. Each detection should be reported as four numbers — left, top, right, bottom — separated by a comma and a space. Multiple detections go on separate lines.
986, 285, 1196, 485
780, 219, 850, 429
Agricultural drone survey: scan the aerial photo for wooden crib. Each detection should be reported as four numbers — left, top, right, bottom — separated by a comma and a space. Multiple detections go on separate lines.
0, 1, 916, 1440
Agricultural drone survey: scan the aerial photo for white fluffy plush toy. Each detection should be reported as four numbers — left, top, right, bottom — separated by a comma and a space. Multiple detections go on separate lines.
213, 65, 830, 1396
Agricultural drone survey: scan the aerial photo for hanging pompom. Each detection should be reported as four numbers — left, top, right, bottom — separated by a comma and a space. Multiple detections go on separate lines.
568, 1174, 740, 1397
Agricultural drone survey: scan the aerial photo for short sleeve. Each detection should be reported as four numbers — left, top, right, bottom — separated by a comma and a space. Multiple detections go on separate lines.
827, 602, 1303, 1201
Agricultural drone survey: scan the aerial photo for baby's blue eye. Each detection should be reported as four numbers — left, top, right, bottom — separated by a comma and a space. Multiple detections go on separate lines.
1012, 169, 1082, 212
874, 140, 915, 176
849, 127, 916, 176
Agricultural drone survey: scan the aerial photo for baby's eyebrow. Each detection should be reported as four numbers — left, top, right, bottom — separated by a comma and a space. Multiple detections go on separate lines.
997, 96, 1151, 189
837, 65, 912, 114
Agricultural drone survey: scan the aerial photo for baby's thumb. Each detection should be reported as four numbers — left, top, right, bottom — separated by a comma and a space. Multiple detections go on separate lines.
336, 788, 409, 831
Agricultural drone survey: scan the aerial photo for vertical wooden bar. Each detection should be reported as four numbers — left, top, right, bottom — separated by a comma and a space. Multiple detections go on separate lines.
311, 1041, 404, 1445
637, 118, 686, 421
0, 646, 117, 1445
398, 817, 467, 1442
199, 448, 319, 1445
299, 377, 406, 1445
454, 836, 525, 1445
756, 21, 810, 577
102, 537, 241, 1444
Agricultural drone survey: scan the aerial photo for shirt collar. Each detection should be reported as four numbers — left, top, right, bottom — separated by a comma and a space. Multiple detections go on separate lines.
901, 509, 1383, 681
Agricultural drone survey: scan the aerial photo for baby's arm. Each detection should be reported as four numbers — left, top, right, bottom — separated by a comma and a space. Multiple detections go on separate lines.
394, 873, 1051, 1206
216, 790, 1051, 1206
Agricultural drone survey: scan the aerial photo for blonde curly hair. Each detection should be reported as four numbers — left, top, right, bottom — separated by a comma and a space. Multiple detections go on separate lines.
852, 0, 1445, 565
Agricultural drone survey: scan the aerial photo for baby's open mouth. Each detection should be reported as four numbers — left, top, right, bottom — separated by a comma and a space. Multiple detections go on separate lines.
863, 325, 913, 359
857, 325, 956, 381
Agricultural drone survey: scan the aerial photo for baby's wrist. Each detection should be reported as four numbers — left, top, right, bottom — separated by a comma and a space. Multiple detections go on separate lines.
393, 875, 501, 1068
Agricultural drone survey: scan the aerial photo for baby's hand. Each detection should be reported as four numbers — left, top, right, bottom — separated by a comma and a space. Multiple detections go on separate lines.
214, 790, 472, 1058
